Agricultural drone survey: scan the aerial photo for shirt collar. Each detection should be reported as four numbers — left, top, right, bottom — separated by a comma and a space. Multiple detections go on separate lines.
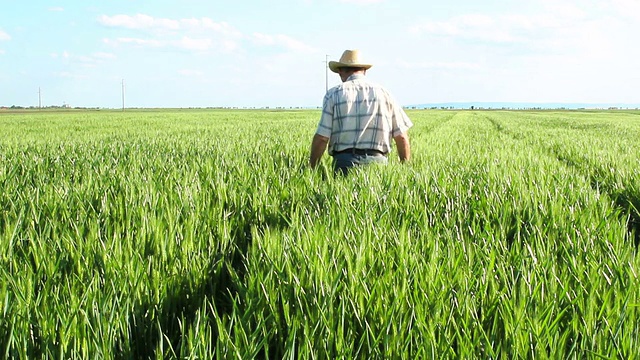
347, 73, 366, 81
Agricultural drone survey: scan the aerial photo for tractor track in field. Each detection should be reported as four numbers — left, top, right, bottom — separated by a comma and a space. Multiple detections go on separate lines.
484, 112, 639, 246
419, 112, 458, 138
483, 113, 522, 140
550, 148, 640, 247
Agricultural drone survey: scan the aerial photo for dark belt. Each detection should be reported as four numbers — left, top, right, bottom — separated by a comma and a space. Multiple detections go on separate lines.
334, 148, 386, 156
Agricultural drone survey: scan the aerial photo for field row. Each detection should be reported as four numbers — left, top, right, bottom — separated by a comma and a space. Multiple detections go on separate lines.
0, 110, 639, 358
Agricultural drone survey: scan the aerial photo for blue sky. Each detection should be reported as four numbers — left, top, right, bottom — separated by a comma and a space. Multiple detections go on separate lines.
1, 0, 638, 108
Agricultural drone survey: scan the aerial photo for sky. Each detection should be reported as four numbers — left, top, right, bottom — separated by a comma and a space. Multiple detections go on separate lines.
1, 0, 639, 108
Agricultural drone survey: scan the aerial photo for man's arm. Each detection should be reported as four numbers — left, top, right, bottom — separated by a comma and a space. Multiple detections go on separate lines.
393, 132, 411, 163
309, 134, 329, 168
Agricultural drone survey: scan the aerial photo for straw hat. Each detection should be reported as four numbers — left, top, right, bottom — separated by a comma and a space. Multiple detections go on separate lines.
328, 49, 373, 73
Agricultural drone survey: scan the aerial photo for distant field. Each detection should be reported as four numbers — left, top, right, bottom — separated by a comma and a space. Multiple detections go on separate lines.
1, 109, 639, 358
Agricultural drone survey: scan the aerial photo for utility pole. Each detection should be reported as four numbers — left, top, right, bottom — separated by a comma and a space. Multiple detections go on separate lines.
324, 55, 330, 93
121, 79, 125, 111
38, 87, 42, 109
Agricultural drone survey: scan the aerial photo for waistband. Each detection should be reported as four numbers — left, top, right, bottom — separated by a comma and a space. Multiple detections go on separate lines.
334, 148, 387, 156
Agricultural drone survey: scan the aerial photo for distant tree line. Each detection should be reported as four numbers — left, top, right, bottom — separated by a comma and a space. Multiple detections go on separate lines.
1, 105, 100, 110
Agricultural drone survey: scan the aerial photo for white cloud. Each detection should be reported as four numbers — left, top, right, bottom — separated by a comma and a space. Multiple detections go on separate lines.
0, 49, 5, 55
252, 33, 277, 46
54, 71, 87, 79
410, 14, 526, 43
178, 36, 213, 51
77, 55, 98, 65
612, 0, 640, 10
396, 60, 481, 70
98, 14, 179, 30
196, 19, 242, 36
279, 36, 317, 53
103, 36, 220, 52
220, 39, 240, 53
103, 37, 165, 48
103, 36, 213, 51
99, 14, 315, 55
407, 1, 630, 56
48, 7, 64, 12
178, 69, 204, 77
99, 14, 242, 53
610, 0, 640, 20
252, 33, 317, 53
339, 0, 384, 4
409, 0, 605, 45
398, 0, 640, 104
92, 52, 117, 60
98, 14, 239, 35
0, 30, 10, 41
52, 51, 117, 68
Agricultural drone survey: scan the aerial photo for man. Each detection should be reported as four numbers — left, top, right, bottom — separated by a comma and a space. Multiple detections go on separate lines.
309, 49, 413, 175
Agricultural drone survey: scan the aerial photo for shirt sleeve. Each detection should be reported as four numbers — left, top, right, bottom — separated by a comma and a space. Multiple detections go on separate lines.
389, 95, 413, 137
316, 91, 333, 138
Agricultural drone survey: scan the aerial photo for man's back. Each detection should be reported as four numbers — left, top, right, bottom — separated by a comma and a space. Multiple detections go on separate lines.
309, 49, 412, 174
317, 74, 411, 156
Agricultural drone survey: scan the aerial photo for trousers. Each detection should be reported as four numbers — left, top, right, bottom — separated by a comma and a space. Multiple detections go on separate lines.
332, 152, 388, 175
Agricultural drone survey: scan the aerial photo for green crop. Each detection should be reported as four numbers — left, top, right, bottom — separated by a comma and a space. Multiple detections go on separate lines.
0, 109, 638, 359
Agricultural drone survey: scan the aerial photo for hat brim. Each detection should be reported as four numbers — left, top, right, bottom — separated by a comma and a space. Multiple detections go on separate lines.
328, 61, 373, 73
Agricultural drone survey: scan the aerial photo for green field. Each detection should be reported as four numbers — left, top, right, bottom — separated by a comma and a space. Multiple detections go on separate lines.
1, 109, 639, 358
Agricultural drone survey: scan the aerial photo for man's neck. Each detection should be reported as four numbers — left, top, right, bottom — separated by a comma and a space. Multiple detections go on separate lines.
343, 71, 366, 82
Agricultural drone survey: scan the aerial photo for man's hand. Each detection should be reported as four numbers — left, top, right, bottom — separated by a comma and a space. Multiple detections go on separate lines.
309, 134, 329, 168
394, 132, 411, 163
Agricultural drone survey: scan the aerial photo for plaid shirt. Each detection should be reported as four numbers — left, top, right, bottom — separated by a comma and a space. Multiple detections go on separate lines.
316, 74, 413, 156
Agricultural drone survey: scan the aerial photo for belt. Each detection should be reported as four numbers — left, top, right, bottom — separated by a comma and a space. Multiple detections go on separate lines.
334, 148, 386, 156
